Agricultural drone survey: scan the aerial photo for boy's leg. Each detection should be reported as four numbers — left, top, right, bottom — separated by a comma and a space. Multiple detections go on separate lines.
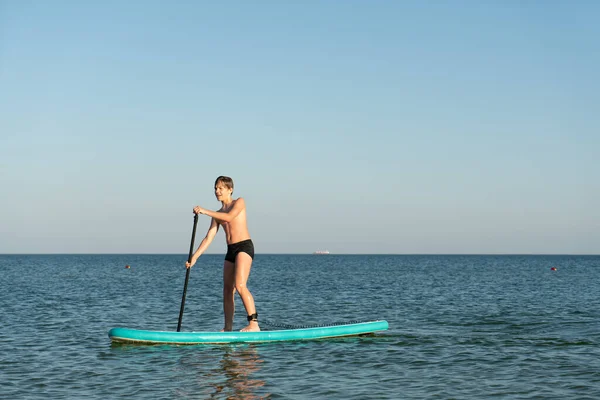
234, 252, 260, 332
222, 260, 236, 331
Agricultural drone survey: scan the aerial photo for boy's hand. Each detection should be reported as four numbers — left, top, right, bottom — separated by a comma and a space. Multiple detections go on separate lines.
185, 258, 197, 269
193, 206, 207, 215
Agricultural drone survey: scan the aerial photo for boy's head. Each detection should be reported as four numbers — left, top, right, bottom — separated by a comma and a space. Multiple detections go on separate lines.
214, 176, 234, 194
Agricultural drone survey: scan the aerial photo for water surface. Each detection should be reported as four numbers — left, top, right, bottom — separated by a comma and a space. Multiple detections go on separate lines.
1, 254, 599, 399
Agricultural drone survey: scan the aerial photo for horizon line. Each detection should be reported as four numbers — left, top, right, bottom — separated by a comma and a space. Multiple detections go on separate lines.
1, 253, 599, 256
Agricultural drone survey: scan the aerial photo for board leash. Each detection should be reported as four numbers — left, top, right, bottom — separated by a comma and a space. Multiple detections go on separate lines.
260, 319, 375, 330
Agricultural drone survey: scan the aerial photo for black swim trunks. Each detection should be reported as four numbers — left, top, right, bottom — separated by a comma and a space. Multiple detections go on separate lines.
225, 239, 255, 263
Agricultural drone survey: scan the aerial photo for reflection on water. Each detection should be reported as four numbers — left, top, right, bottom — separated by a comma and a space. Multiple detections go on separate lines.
163, 344, 270, 399
211, 345, 268, 399
108, 342, 269, 399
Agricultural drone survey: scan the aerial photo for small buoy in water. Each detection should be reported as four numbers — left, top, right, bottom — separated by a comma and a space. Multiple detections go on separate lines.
125, 265, 131, 269
550, 267, 557, 271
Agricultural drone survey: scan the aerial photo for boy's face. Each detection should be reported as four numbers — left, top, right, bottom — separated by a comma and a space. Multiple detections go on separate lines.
214, 182, 233, 201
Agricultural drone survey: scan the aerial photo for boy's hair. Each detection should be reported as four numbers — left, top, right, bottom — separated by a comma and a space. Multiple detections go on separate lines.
215, 176, 234, 192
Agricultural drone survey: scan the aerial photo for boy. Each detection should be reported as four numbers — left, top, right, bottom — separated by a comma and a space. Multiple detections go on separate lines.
185, 176, 259, 332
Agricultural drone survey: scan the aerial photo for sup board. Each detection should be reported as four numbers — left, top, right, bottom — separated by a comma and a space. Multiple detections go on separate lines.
108, 320, 388, 344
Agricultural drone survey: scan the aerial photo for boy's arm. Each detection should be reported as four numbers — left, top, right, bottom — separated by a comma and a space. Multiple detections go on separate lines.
196, 198, 245, 223
187, 218, 219, 268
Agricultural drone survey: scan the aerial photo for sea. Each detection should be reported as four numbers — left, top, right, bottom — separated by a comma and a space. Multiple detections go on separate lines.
1, 254, 599, 399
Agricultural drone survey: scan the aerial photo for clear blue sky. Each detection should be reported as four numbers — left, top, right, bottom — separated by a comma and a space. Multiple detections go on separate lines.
1, 1, 598, 254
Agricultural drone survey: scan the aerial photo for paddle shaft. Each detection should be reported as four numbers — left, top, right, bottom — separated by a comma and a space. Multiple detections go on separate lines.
177, 213, 199, 331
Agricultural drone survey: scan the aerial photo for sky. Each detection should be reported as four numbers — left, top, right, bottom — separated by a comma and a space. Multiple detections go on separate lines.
1, 0, 598, 254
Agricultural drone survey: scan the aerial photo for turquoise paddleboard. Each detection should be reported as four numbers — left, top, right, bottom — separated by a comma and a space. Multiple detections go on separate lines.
108, 320, 389, 344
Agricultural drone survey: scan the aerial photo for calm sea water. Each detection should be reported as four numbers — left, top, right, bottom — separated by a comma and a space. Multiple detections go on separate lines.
1, 254, 599, 399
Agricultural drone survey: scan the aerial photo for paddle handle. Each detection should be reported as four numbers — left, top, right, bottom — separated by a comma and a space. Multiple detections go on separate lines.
177, 213, 199, 332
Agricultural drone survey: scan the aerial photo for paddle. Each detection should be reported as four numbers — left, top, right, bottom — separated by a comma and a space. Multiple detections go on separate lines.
177, 213, 199, 332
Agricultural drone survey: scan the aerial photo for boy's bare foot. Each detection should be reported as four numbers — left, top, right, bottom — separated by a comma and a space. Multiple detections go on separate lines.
240, 321, 260, 332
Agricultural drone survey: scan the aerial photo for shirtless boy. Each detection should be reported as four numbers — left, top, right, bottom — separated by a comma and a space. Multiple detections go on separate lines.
185, 176, 259, 332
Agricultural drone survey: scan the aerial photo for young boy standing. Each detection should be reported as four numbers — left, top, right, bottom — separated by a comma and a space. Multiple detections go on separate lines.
185, 176, 259, 332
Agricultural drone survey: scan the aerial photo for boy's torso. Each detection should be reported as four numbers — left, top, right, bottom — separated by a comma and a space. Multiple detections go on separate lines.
218, 199, 251, 244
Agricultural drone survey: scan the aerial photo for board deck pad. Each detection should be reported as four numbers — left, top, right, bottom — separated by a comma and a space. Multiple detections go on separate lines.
109, 320, 389, 344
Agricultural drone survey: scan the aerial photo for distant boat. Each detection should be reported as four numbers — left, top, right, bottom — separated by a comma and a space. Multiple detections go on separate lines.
313, 250, 330, 255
